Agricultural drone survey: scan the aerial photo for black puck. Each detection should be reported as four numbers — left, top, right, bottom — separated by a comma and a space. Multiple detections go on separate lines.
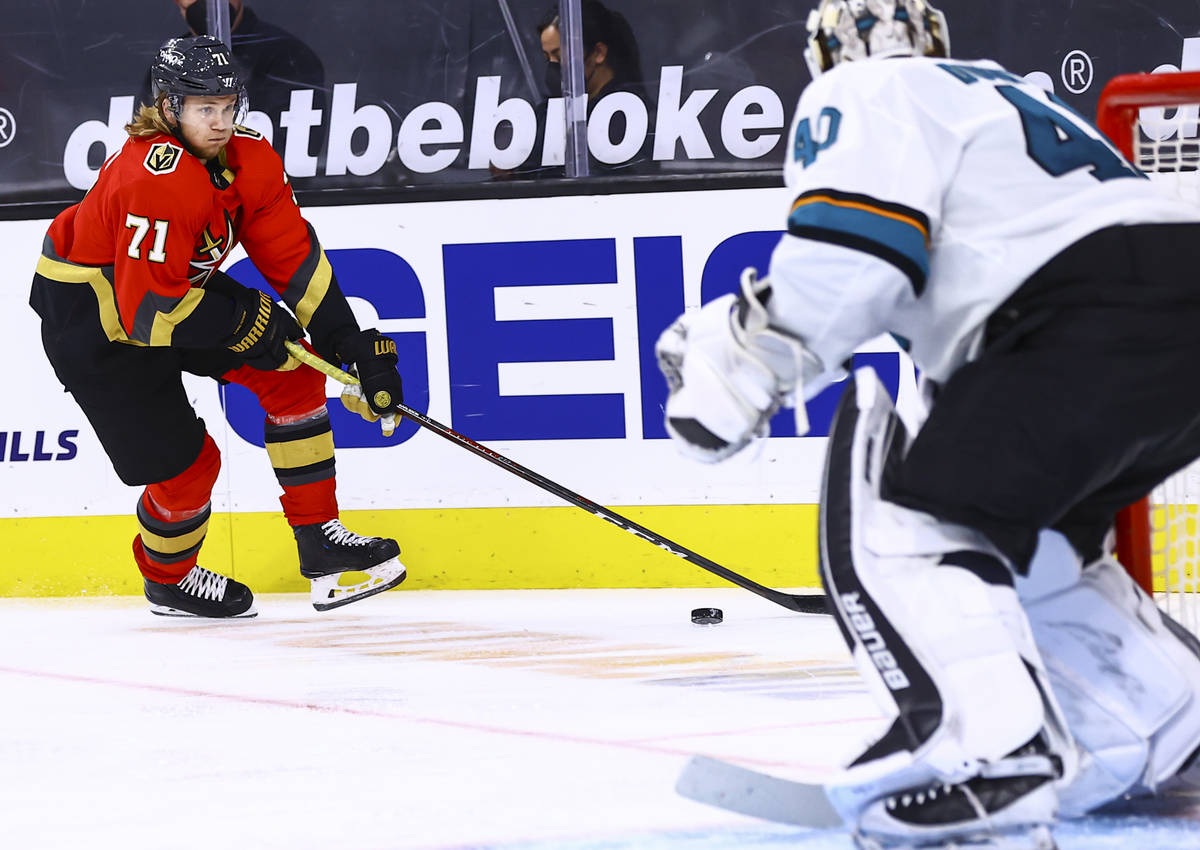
691, 607, 723, 625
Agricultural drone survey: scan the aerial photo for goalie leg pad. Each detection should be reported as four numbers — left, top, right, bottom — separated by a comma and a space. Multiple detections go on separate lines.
1022, 552, 1200, 815
820, 369, 1073, 844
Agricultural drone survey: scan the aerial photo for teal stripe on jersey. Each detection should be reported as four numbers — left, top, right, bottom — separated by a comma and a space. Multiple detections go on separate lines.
788, 199, 930, 292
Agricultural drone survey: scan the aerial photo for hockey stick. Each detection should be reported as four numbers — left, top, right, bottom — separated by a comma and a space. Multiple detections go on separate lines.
675, 755, 842, 828
284, 340, 828, 615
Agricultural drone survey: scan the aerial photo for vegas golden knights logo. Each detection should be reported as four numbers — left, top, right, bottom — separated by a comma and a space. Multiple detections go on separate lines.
144, 142, 182, 175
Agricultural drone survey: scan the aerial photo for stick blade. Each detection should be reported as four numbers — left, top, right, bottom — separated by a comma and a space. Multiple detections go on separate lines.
674, 755, 843, 829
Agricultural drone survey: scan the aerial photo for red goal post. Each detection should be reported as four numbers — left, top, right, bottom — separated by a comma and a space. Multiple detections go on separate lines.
1097, 71, 1200, 617
1097, 70, 1200, 161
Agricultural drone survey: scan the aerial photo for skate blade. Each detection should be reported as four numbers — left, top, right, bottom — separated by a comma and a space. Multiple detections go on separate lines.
148, 603, 259, 618
854, 824, 1057, 850
310, 557, 407, 611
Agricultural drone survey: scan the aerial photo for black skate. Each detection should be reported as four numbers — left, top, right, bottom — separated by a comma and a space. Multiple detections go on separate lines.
849, 739, 1061, 850
144, 565, 257, 618
294, 518, 406, 611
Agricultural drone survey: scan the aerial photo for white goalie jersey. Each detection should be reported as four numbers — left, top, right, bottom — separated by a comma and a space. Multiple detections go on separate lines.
768, 57, 1200, 387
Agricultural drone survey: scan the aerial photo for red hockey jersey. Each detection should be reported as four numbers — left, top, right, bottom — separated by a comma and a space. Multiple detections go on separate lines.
34, 126, 354, 350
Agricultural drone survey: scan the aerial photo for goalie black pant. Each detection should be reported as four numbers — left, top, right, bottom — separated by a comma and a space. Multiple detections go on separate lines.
883, 222, 1200, 572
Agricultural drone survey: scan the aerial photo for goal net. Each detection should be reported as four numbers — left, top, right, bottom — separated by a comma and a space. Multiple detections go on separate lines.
1099, 71, 1200, 632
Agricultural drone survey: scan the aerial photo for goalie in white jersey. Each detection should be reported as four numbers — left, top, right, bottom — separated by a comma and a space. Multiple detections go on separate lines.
657, 1, 1200, 848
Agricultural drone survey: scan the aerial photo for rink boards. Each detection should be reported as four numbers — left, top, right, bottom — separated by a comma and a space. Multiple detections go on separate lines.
0, 188, 915, 595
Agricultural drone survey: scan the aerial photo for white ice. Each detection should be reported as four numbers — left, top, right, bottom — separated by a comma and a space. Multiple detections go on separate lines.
2, 588, 1198, 849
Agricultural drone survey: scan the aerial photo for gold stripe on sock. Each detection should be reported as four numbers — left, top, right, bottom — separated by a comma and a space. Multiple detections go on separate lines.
265, 431, 335, 471
139, 516, 210, 557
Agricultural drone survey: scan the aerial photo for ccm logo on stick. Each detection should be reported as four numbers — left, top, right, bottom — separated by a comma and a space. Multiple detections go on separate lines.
841, 591, 911, 691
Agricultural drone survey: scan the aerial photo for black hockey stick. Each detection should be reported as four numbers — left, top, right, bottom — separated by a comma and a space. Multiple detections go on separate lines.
285, 341, 828, 615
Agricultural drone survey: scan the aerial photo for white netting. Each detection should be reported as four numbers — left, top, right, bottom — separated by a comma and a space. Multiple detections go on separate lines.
1129, 98, 1200, 627
1148, 466, 1200, 632
1135, 103, 1200, 204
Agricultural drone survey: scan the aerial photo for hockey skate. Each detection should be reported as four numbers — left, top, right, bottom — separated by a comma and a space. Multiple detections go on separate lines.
144, 564, 257, 618
294, 518, 406, 611
834, 739, 1061, 850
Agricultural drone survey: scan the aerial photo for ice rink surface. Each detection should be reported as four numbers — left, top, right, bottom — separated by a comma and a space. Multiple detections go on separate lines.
3, 587, 1199, 850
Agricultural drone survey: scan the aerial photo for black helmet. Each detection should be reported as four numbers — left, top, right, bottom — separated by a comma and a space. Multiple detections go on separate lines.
150, 36, 246, 114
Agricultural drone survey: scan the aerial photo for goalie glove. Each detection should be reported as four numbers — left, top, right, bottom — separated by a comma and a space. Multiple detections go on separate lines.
656, 268, 817, 463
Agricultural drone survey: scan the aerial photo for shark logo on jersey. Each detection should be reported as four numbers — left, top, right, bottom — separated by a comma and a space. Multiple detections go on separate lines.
144, 142, 183, 175
190, 209, 236, 284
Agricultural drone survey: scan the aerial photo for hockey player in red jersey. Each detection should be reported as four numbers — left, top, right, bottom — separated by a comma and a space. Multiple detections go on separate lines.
30, 35, 407, 617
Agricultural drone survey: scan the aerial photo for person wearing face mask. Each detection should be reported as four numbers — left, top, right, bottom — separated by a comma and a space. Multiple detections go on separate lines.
498, 0, 655, 179
538, 0, 642, 101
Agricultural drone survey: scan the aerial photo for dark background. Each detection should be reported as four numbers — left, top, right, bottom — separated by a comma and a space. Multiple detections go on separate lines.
2, 0, 1197, 211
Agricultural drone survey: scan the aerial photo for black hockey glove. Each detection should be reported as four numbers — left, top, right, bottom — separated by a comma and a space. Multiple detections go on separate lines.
225, 288, 304, 371
338, 329, 404, 415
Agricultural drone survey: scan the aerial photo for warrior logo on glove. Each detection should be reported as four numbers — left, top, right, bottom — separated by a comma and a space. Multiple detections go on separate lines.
374, 338, 397, 358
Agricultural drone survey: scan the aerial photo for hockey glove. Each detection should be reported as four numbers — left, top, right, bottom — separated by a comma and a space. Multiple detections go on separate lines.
338, 382, 397, 438
226, 288, 303, 371
337, 329, 404, 416
655, 268, 816, 463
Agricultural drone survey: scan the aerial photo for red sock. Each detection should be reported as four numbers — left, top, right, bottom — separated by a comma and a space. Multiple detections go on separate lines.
280, 477, 338, 528
133, 433, 220, 583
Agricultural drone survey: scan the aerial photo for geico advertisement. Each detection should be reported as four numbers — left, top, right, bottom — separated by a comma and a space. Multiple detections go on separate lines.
0, 189, 914, 519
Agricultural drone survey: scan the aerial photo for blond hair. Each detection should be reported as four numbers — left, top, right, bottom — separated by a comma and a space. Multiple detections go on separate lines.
125, 94, 174, 138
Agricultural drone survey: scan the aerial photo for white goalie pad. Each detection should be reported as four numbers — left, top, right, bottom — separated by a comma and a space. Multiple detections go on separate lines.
1022, 549, 1200, 816
819, 368, 1075, 822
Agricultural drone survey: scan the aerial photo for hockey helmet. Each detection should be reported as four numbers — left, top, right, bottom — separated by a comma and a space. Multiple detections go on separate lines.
805, 0, 949, 78
150, 35, 246, 117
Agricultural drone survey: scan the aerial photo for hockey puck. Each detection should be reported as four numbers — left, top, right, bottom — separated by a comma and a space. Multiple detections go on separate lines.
691, 607, 723, 625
